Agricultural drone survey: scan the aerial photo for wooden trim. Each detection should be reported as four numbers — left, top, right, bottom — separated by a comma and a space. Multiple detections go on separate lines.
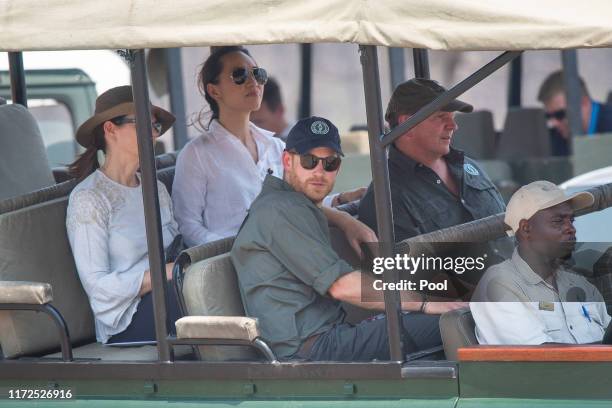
458, 345, 612, 362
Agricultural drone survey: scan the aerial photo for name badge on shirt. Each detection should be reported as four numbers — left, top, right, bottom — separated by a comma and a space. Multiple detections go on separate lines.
539, 301, 555, 311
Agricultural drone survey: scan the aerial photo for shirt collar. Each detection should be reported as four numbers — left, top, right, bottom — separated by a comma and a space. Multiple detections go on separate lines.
261, 173, 296, 194
512, 248, 563, 286
209, 119, 275, 143
388, 144, 465, 173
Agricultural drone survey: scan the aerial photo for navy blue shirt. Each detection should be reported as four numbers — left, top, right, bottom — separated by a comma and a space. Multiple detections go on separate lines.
358, 146, 506, 243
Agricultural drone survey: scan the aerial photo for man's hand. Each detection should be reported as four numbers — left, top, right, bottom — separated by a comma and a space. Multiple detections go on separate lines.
322, 207, 378, 259
423, 301, 468, 315
345, 217, 378, 259
332, 187, 367, 207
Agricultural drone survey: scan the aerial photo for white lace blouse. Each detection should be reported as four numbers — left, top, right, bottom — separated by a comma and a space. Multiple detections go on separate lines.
66, 170, 178, 343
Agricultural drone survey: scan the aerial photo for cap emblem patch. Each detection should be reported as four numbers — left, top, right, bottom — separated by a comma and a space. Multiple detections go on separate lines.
311, 120, 329, 135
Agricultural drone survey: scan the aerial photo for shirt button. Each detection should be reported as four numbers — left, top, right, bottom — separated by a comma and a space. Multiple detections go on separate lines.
570, 325, 573, 330
460, 199, 466, 204
436, 179, 441, 184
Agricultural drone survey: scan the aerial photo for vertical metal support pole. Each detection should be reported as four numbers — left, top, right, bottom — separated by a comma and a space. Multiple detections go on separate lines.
8, 52, 27, 107
508, 54, 522, 107
412, 49, 430, 79
388, 48, 406, 89
299, 43, 312, 118
130, 49, 171, 361
359, 45, 404, 361
561, 50, 583, 142
165, 48, 189, 149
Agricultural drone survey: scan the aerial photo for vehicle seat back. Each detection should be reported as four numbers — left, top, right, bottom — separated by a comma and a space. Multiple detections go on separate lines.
497, 108, 551, 159
157, 166, 175, 195
0, 104, 55, 200
0, 180, 95, 358
452, 110, 496, 159
0, 166, 179, 360
439, 307, 477, 361
181, 250, 257, 360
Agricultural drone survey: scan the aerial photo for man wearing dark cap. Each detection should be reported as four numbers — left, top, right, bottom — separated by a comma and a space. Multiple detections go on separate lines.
359, 78, 506, 242
231, 116, 465, 361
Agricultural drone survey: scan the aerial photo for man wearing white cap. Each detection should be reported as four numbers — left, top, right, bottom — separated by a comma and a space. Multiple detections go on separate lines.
470, 181, 610, 345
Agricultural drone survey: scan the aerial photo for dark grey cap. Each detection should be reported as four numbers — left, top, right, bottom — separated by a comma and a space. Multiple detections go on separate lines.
385, 78, 473, 128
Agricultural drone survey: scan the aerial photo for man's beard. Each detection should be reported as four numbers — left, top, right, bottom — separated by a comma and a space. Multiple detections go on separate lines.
286, 172, 333, 204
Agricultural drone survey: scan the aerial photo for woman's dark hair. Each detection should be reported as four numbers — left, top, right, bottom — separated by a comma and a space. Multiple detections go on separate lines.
68, 125, 107, 181
196, 46, 253, 128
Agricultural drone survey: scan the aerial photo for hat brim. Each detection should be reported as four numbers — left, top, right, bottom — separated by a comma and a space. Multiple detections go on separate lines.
75, 102, 175, 148
442, 99, 473, 113
537, 191, 595, 215
505, 190, 594, 236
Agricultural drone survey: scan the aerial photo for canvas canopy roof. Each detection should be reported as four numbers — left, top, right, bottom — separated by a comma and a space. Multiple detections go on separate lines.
2, 0, 612, 52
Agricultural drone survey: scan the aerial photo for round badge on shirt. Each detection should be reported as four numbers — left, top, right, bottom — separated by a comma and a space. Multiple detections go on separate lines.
464, 163, 480, 176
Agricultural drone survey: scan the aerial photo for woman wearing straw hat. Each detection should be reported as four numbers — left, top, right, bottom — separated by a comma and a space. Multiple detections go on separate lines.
66, 85, 182, 344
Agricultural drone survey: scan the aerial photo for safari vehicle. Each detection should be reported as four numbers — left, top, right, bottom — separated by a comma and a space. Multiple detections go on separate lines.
1, 1, 612, 407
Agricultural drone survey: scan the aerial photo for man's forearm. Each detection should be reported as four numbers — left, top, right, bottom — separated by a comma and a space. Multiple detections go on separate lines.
328, 271, 425, 311
321, 205, 351, 228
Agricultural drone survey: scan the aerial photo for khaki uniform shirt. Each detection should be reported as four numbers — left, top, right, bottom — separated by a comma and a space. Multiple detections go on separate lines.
231, 175, 353, 358
470, 249, 611, 344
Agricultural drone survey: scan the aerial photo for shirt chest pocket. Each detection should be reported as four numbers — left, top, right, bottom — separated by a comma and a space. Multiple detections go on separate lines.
541, 312, 563, 333
409, 196, 453, 231
540, 311, 567, 342
464, 175, 505, 215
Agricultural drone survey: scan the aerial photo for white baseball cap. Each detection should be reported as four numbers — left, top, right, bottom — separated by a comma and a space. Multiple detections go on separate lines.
505, 180, 594, 235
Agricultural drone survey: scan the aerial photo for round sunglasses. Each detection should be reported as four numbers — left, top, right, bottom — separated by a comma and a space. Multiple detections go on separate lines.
292, 152, 342, 172
230, 67, 268, 85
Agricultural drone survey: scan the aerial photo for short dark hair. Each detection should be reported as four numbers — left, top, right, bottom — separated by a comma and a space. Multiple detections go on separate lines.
262, 77, 283, 112
537, 70, 589, 104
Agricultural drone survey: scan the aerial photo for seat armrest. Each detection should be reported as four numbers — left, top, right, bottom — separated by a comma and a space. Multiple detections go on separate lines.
173, 316, 277, 363
0, 281, 53, 305
176, 316, 259, 341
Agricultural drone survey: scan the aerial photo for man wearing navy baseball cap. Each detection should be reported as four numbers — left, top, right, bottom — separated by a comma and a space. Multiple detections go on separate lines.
231, 116, 465, 361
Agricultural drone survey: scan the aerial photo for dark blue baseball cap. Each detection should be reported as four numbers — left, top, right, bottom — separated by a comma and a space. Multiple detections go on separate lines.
285, 116, 344, 156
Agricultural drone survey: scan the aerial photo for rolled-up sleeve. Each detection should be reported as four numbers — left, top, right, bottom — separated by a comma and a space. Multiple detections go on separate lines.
267, 205, 353, 296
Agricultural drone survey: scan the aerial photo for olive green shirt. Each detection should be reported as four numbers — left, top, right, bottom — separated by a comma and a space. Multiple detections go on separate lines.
231, 175, 353, 358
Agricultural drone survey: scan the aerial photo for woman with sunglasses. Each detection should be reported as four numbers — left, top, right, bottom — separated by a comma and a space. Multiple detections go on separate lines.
173, 46, 374, 252
66, 86, 182, 345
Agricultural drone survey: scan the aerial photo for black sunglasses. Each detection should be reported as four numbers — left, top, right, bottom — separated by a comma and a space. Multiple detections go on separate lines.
545, 109, 566, 121
111, 116, 163, 133
292, 152, 342, 172
230, 67, 268, 85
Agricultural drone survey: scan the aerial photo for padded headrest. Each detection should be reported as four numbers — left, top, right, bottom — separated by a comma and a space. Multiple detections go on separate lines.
498, 108, 551, 159
453, 110, 496, 159
0, 104, 55, 200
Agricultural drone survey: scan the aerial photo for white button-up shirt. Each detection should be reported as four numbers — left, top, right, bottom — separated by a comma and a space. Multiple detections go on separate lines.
470, 249, 611, 345
172, 120, 285, 247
